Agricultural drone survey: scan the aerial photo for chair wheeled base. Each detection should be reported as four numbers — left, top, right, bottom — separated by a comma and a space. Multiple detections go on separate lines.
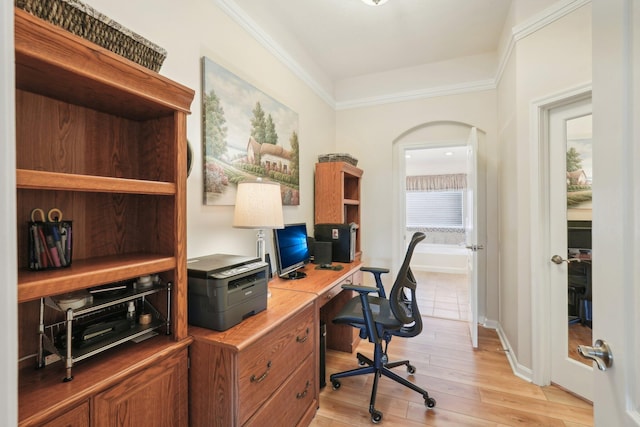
329, 232, 436, 423
330, 346, 436, 423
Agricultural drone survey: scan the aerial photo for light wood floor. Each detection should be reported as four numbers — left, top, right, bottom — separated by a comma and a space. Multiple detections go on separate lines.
311, 278, 594, 426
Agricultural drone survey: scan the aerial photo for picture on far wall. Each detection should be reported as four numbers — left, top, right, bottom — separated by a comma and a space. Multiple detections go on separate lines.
566, 114, 592, 221
201, 56, 300, 206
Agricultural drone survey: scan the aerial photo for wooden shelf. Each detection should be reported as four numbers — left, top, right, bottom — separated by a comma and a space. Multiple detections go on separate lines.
17, 170, 176, 195
18, 254, 176, 303
15, 7, 194, 425
314, 161, 363, 257
19, 336, 192, 427
14, 9, 193, 120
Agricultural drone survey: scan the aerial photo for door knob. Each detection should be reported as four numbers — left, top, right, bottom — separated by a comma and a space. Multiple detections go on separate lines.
550, 254, 582, 264
577, 339, 613, 371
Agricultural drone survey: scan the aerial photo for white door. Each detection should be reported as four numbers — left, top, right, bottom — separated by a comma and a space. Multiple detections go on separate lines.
548, 99, 593, 400
592, 0, 640, 424
465, 128, 479, 348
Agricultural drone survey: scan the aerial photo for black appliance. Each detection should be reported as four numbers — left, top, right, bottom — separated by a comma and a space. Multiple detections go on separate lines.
314, 223, 357, 263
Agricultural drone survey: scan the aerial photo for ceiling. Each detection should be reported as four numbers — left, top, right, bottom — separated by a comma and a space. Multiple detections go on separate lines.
405, 146, 468, 176
224, 0, 513, 85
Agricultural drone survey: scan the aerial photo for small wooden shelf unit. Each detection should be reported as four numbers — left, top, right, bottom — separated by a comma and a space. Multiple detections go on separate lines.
314, 161, 363, 259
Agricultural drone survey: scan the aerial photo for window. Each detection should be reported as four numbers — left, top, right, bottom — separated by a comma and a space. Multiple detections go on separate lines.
406, 190, 464, 229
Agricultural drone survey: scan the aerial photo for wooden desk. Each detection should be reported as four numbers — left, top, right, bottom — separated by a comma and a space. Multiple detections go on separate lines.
189, 288, 317, 427
270, 262, 363, 353
189, 262, 362, 427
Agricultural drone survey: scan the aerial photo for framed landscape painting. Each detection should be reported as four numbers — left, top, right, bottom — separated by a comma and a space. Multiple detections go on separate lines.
201, 56, 300, 205
566, 114, 592, 221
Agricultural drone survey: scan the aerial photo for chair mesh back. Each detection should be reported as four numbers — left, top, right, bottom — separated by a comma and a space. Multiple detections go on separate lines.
389, 232, 426, 336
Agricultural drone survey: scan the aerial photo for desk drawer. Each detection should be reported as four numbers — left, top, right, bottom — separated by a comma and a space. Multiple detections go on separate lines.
244, 353, 315, 427
318, 275, 353, 309
238, 304, 315, 425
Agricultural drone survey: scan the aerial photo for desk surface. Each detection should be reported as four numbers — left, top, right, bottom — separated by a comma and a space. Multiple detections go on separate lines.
189, 262, 362, 349
269, 262, 362, 295
189, 287, 315, 350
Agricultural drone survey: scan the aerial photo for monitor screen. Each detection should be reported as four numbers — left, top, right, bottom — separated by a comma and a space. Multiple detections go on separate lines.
273, 223, 310, 280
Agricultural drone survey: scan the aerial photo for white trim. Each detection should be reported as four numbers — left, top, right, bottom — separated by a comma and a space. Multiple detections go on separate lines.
494, 34, 515, 88
489, 322, 534, 383
495, 0, 590, 87
1, 0, 18, 423
335, 79, 495, 110
220, 0, 590, 109
215, 0, 335, 108
412, 265, 467, 275
512, 0, 591, 43
529, 84, 592, 387
393, 139, 467, 276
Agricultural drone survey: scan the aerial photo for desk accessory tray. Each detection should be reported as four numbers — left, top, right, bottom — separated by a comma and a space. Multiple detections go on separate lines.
38, 281, 171, 381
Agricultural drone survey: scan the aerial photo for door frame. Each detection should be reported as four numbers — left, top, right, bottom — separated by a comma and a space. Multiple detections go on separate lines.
392, 125, 487, 329
530, 83, 592, 387
1, 0, 18, 424
392, 138, 468, 275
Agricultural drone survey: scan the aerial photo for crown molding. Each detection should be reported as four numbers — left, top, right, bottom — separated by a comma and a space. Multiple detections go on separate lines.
335, 79, 496, 110
512, 0, 590, 43
495, 0, 591, 86
218, 0, 591, 111
215, 0, 335, 108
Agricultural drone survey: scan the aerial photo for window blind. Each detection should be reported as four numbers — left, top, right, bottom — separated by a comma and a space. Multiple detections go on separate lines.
406, 190, 464, 228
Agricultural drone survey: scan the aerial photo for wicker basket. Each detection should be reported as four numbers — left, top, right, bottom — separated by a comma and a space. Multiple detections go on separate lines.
15, 0, 167, 72
318, 153, 358, 166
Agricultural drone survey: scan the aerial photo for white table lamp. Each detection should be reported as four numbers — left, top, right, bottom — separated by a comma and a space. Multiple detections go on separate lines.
232, 178, 284, 262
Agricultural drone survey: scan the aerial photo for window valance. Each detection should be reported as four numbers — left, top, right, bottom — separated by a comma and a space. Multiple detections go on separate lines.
406, 174, 467, 191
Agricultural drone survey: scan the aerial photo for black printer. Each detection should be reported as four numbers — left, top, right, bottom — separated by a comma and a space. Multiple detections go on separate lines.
187, 254, 268, 331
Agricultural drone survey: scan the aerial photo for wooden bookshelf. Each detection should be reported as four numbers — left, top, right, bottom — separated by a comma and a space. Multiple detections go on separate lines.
14, 8, 194, 426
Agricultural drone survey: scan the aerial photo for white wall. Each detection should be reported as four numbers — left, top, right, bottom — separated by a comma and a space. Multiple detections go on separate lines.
497, 2, 592, 370
335, 90, 498, 324
3, 4, 596, 419
87, 0, 337, 260
1, 0, 17, 424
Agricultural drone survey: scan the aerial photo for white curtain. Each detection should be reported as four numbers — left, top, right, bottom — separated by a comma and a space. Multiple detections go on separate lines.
405, 173, 467, 191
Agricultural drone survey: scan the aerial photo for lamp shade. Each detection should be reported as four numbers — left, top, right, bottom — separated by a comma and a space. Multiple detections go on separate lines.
233, 179, 284, 229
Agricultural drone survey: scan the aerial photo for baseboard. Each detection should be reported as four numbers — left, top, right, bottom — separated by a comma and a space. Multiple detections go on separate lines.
484, 321, 533, 383
412, 264, 467, 275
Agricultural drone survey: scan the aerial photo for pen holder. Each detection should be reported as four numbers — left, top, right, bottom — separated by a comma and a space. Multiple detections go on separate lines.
28, 221, 73, 271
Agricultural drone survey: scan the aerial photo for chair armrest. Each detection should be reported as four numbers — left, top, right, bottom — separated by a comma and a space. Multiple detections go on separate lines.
359, 267, 390, 298
360, 267, 390, 275
342, 284, 379, 294
341, 283, 381, 343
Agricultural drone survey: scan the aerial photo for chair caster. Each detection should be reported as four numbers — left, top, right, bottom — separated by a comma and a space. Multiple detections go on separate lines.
407, 364, 416, 374
425, 396, 436, 408
331, 380, 341, 390
370, 409, 383, 423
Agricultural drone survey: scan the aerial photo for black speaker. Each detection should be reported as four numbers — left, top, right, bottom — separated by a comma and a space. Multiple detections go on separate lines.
265, 253, 273, 279
306, 236, 315, 258
313, 241, 332, 266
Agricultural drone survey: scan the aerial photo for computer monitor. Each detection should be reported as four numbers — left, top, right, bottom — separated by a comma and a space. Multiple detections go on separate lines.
273, 223, 310, 280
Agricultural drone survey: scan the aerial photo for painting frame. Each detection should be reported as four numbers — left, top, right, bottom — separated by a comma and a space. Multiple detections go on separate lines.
201, 56, 300, 206
566, 114, 592, 221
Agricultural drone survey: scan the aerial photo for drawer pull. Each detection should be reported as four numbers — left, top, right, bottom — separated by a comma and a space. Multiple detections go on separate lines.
296, 328, 310, 343
250, 361, 272, 383
296, 380, 311, 399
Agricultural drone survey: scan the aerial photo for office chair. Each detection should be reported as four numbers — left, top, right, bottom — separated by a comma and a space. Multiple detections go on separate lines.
329, 232, 435, 423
